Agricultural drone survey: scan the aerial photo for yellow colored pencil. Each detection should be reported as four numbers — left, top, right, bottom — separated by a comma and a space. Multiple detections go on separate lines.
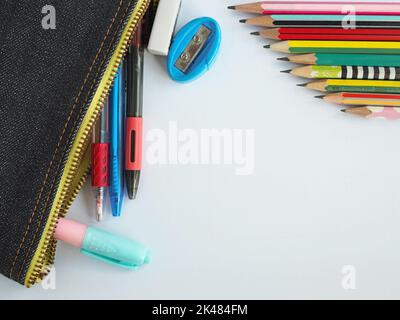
319, 92, 400, 106
299, 79, 400, 93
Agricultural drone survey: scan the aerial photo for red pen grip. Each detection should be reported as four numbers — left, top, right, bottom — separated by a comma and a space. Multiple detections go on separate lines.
91, 143, 109, 187
125, 117, 143, 171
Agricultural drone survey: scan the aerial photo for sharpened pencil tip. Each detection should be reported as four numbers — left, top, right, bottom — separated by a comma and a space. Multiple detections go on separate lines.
297, 83, 308, 87
239, 19, 247, 23
315, 95, 325, 99
281, 69, 291, 74
341, 109, 346, 113
227, 5, 236, 10
250, 31, 260, 36
264, 44, 271, 49
277, 57, 289, 61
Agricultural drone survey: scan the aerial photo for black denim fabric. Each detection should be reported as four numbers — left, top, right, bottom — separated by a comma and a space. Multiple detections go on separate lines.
0, 0, 138, 285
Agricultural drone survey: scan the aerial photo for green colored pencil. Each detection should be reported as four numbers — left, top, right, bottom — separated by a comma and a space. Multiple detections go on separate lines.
268, 40, 400, 54
300, 79, 400, 93
279, 53, 400, 67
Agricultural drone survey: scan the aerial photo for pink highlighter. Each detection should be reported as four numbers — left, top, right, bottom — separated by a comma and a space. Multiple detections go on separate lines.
54, 218, 151, 269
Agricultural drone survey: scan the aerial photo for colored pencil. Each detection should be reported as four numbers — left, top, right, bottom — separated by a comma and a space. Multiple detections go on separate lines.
284, 65, 400, 80
228, 2, 400, 15
279, 53, 400, 67
342, 106, 400, 119
268, 40, 400, 54
299, 79, 400, 93
254, 28, 400, 41
257, 27, 400, 36
241, 15, 400, 28
319, 92, 400, 106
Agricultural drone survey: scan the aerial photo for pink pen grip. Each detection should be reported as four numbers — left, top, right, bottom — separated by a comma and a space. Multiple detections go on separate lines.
125, 117, 143, 171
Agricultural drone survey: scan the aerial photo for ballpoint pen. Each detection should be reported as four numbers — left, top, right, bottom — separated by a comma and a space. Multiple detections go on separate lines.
91, 101, 109, 221
125, 24, 144, 200
54, 218, 151, 269
109, 65, 125, 217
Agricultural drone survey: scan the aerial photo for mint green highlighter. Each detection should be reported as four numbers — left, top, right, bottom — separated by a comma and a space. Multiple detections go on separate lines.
54, 218, 151, 270
82, 227, 152, 269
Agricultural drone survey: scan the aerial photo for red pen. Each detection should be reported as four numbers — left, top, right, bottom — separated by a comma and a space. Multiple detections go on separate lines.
91, 100, 109, 221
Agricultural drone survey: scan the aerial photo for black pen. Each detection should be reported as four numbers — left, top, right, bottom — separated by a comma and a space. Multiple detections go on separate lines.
125, 23, 144, 200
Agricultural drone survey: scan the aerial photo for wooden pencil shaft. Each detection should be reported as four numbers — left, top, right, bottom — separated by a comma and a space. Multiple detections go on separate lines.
305, 79, 400, 93
270, 40, 400, 54
243, 15, 400, 27
230, 2, 400, 15
324, 92, 400, 106
343, 107, 374, 117
276, 28, 400, 35
284, 53, 400, 67
344, 106, 400, 120
270, 14, 400, 22
338, 99, 400, 106
264, 33, 400, 41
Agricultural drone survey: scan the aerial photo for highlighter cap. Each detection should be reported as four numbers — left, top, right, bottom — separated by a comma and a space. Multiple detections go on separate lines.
81, 226, 151, 269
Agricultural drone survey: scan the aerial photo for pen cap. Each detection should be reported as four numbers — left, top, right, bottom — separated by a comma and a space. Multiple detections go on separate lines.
81, 226, 151, 269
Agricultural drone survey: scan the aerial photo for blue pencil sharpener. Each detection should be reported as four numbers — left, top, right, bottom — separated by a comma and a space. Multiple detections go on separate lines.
167, 17, 222, 83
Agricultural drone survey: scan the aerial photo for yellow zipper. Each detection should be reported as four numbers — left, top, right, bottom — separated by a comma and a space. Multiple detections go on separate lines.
24, 0, 150, 287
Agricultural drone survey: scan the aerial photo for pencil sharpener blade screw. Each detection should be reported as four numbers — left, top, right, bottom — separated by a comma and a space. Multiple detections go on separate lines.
180, 52, 190, 62
193, 35, 202, 44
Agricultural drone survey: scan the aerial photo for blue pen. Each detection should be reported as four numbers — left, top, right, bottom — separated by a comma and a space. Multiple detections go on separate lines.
109, 65, 125, 217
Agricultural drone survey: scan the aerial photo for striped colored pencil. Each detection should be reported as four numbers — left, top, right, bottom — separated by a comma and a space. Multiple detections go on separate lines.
254, 28, 400, 41
279, 53, 400, 67
268, 40, 400, 54
319, 92, 400, 106
299, 79, 400, 93
240, 15, 400, 28
342, 106, 400, 119
283, 65, 400, 80
228, 2, 400, 15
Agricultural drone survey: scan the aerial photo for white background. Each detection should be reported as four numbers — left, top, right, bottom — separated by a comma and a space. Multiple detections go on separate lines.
3, 0, 400, 299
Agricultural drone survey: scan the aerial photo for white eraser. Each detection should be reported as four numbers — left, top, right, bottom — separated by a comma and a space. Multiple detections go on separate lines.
147, 0, 182, 56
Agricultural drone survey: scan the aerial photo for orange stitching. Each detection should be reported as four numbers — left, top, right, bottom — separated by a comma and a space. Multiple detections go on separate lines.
9, 0, 124, 280
15, 0, 134, 282
15, 0, 135, 282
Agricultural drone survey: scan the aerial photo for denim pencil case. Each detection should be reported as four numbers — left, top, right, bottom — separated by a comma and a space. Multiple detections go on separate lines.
0, 0, 150, 287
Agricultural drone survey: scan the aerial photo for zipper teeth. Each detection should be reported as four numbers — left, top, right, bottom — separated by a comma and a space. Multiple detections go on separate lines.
26, 0, 150, 287
63, 167, 91, 211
